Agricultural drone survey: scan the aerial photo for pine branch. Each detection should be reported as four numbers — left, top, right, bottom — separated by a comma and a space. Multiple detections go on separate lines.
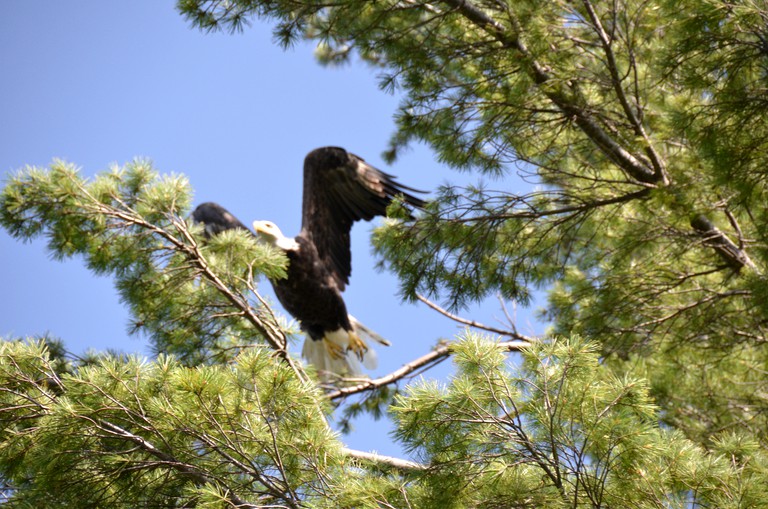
342, 447, 426, 472
440, 0, 762, 277
580, 0, 668, 184
97, 419, 265, 508
445, 189, 652, 223
327, 338, 530, 400
440, 0, 659, 185
70, 177, 310, 384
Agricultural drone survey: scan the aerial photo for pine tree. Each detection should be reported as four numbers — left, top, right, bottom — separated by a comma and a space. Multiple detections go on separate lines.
2, 0, 768, 506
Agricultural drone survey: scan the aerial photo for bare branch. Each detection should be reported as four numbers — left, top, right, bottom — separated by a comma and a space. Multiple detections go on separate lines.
497, 294, 520, 336
416, 293, 537, 341
723, 207, 747, 250
342, 447, 426, 472
327, 339, 531, 400
690, 214, 758, 273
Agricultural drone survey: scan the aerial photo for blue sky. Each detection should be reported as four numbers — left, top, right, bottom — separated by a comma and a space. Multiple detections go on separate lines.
1, 2, 543, 457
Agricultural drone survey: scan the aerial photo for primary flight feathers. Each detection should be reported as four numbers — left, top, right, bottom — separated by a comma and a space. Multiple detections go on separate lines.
191, 146, 425, 379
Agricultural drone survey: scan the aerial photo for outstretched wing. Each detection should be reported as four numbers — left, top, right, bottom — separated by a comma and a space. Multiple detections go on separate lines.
191, 202, 252, 237
301, 146, 426, 290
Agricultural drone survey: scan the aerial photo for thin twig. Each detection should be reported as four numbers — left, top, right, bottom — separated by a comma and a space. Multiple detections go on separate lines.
497, 294, 520, 336
445, 189, 651, 224
723, 207, 746, 250
416, 293, 536, 342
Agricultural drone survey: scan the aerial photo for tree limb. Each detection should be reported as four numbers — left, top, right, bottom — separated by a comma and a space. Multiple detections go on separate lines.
342, 447, 426, 472
690, 214, 758, 273
440, 0, 660, 185
326, 339, 530, 401
580, 0, 668, 184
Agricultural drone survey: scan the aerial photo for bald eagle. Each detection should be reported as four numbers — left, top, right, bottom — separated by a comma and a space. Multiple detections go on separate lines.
192, 146, 425, 378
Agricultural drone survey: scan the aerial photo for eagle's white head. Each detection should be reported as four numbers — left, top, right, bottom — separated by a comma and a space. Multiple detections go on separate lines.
252, 220, 299, 251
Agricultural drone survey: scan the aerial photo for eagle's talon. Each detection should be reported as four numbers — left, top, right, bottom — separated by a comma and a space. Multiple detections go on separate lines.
324, 340, 346, 360
348, 332, 368, 361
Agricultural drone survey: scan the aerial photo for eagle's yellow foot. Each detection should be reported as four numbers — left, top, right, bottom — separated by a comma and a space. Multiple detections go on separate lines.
347, 331, 368, 361
324, 339, 346, 360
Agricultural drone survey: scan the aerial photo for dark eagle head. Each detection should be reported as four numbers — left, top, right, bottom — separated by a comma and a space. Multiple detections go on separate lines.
304, 146, 351, 170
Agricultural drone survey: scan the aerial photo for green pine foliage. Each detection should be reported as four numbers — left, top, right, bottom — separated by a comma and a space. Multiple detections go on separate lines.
1, 160, 290, 366
1, 0, 768, 505
391, 335, 766, 508
0, 340, 341, 507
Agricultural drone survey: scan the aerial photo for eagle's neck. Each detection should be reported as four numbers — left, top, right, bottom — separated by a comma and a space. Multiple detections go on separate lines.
276, 235, 300, 252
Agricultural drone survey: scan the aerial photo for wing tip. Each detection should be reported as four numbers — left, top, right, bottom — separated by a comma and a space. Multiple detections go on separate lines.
191, 202, 252, 237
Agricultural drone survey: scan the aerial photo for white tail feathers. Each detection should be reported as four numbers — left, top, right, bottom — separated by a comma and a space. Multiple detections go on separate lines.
301, 317, 389, 380
301, 339, 362, 378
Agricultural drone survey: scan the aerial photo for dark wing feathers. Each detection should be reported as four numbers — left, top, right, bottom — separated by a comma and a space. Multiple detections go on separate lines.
301, 146, 425, 290
190, 147, 425, 294
191, 202, 252, 237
